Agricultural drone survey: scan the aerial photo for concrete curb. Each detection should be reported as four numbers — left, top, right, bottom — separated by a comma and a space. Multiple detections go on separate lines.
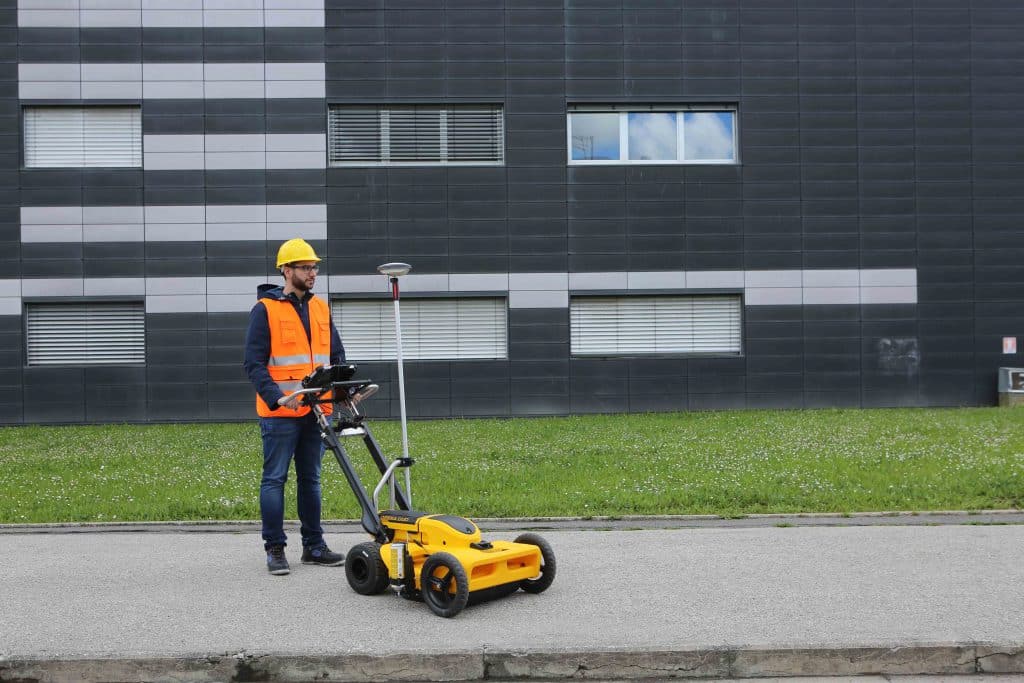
2, 644, 1022, 682
2, 509, 1023, 534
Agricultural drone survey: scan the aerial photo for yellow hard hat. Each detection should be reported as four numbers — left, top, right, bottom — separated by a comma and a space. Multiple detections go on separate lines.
276, 238, 321, 269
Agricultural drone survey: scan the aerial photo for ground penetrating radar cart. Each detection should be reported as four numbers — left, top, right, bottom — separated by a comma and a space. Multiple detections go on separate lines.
281, 263, 555, 617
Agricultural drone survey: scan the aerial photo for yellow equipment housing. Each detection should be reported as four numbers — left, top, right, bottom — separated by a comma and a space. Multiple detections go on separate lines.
378, 511, 543, 594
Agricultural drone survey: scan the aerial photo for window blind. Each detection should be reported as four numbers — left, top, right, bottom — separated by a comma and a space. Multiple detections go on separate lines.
570, 295, 742, 356
26, 302, 146, 366
332, 298, 508, 361
329, 105, 504, 165
24, 106, 142, 168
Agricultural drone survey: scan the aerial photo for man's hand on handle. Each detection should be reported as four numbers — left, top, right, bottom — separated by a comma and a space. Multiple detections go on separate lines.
278, 393, 302, 410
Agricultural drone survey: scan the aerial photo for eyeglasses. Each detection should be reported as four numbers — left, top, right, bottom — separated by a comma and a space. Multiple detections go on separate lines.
288, 264, 320, 273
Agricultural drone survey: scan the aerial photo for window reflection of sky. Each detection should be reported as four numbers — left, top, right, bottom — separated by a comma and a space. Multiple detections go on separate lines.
570, 113, 618, 160
684, 112, 734, 160
571, 110, 736, 163
628, 112, 676, 160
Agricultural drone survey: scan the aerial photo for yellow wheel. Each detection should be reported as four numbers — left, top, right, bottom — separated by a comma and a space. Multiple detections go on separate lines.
420, 552, 468, 618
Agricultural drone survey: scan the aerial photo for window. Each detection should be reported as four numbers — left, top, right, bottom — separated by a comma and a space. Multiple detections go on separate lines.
329, 105, 504, 166
332, 297, 507, 360
23, 106, 142, 168
570, 295, 742, 356
568, 106, 736, 165
26, 302, 145, 366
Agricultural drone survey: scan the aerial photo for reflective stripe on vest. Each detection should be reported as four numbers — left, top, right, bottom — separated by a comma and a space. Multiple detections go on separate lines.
276, 380, 304, 394
269, 353, 331, 367
256, 295, 334, 418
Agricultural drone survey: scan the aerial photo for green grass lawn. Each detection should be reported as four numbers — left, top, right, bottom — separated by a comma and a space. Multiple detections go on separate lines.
1, 408, 1022, 524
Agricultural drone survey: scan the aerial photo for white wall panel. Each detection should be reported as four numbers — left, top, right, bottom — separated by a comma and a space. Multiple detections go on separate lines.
803, 287, 861, 305
20, 0, 313, 27
21, 205, 327, 244
327, 275, 381, 294
20, 7, 326, 27
146, 223, 205, 241
21, 62, 325, 101
83, 278, 145, 296
144, 205, 204, 223
569, 272, 628, 290
861, 287, 917, 305
206, 222, 266, 240
206, 276, 268, 295
80, 10, 141, 27
263, 10, 324, 27
686, 271, 744, 288
21, 225, 83, 243
266, 204, 326, 222
19, 82, 80, 99
745, 270, 802, 288
141, 9, 202, 26
510, 290, 569, 308
626, 271, 685, 289
145, 278, 205, 296
207, 294, 255, 312
22, 206, 83, 224
509, 272, 568, 291
745, 287, 803, 306
449, 273, 510, 291
1, 272, 919, 311
19, 63, 78, 80
206, 205, 266, 223
146, 295, 205, 313
803, 269, 860, 288
861, 269, 917, 287
81, 81, 142, 98
23, 279, 84, 296
266, 222, 326, 240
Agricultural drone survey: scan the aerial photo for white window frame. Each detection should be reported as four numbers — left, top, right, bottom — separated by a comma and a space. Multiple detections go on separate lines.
23, 105, 143, 169
332, 296, 508, 361
328, 104, 505, 167
25, 301, 146, 366
567, 105, 738, 166
570, 294, 743, 357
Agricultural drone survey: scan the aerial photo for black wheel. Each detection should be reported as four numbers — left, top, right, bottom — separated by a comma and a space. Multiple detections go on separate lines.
345, 542, 389, 595
420, 552, 469, 618
515, 533, 556, 594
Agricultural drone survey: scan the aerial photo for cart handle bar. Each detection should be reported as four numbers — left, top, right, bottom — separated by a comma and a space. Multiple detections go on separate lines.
277, 382, 378, 406
372, 457, 413, 514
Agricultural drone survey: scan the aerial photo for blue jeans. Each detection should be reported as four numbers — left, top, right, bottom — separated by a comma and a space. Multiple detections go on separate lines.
259, 414, 325, 550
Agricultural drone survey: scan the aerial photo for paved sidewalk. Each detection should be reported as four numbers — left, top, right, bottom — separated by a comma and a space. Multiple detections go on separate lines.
2, 522, 1023, 682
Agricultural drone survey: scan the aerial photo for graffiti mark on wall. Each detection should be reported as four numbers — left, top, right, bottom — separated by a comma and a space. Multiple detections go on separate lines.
877, 337, 920, 377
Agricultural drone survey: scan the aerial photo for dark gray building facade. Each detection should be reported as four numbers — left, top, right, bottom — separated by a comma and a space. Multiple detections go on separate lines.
2, 0, 1022, 424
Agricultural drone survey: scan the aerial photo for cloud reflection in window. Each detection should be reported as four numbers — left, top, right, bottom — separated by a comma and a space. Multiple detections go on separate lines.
628, 112, 677, 160
684, 112, 735, 161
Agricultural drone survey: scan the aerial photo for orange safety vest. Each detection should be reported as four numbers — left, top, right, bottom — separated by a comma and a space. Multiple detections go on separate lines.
256, 296, 334, 418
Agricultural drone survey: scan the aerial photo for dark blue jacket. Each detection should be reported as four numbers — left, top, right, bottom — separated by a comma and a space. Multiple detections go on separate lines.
243, 284, 346, 412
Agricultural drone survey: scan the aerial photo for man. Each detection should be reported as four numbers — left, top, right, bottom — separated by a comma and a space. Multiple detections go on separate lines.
243, 238, 346, 575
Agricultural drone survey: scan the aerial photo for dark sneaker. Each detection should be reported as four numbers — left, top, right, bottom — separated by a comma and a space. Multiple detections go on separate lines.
266, 545, 290, 575
301, 544, 345, 566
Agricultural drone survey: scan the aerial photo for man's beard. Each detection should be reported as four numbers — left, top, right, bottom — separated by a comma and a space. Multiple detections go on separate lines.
290, 272, 312, 292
